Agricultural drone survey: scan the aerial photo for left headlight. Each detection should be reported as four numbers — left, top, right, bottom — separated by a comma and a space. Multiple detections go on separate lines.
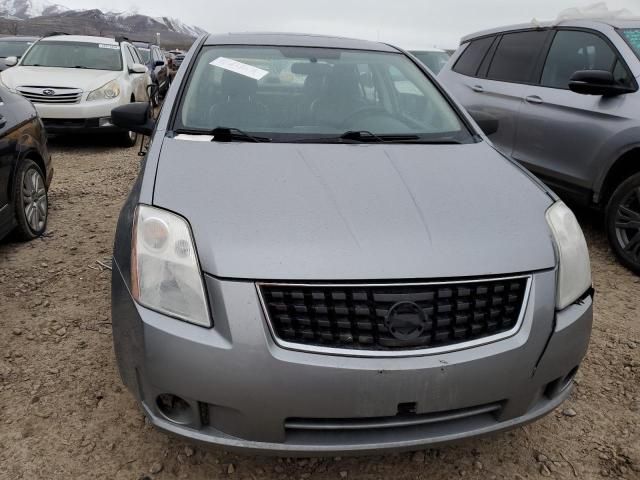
545, 201, 592, 310
131, 204, 211, 327
87, 79, 121, 102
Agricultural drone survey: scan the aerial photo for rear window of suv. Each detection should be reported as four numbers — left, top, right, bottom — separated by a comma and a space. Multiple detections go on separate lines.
486, 31, 548, 83
452, 36, 494, 76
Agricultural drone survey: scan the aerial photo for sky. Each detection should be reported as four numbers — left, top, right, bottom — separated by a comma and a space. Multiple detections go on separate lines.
58, 0, 640, 49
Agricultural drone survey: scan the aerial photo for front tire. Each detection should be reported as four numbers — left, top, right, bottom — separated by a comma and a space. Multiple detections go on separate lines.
606, 172, 640, 275
13, 159, 48, 241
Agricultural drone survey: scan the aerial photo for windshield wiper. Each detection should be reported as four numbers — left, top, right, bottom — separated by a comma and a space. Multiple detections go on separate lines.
173, 127, 271, 143
290, 132, 427, 144
340, 130, 385, 142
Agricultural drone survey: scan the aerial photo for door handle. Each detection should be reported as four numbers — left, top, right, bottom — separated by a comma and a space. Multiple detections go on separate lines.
525, 95, 543, 104
471, 85, 484, 93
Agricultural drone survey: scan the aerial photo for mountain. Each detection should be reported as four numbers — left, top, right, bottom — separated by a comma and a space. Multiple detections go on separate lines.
0, 0, 205, 48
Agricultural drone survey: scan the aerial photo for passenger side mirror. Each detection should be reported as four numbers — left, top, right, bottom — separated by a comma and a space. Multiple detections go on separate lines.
569, 70, 635, 96
467, 109, 499, 136
4, 56, 17, 67
155, 60, 165, 67
111, 102, 156, 136
129, 63, 148, 74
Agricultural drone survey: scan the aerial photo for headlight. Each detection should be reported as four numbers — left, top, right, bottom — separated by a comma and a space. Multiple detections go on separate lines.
86, 79, 121, 102
545, 201, 592, 310
0, 74, 15, 92
131, 205, 211, 327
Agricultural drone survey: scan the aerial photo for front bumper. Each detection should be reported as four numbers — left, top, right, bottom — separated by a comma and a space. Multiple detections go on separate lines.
33, 98, 126, 134
111, 266, 592, 455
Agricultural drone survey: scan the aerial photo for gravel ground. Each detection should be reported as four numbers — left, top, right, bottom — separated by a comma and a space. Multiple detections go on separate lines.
0, 138, 638, 480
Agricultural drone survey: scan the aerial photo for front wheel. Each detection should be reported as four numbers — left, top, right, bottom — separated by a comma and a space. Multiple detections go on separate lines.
606, 172, 640, 275
117, 129, 138, 148
13, 159, 48, 241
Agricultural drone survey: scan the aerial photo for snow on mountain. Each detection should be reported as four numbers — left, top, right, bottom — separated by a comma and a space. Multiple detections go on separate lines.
0, 1, 207, 40
153, 16, 207, 37
0, 0, 68, 19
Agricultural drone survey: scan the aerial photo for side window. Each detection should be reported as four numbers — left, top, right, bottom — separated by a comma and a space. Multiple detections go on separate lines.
123, 45, 135, 68
487, 31, 549, 83
541, 30, 630, 89
452, 36, 494, 77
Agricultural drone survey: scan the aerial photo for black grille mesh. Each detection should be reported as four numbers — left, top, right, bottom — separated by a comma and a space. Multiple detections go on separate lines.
260, 277, 528, 351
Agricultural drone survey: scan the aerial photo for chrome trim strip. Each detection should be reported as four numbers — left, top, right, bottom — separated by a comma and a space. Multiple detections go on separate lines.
256, 274, 533, 358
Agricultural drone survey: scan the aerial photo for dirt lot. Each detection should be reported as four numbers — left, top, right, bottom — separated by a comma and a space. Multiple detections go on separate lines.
0, 139, 638, 480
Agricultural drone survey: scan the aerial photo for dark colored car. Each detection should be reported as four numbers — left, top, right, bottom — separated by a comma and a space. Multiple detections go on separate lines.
0, 86, 52, 242
133, 41, 169, 104
0, 36, 37, 71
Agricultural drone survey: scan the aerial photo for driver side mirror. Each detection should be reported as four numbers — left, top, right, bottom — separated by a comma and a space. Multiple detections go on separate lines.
111, 102, 155, 136
129, 63, 148, 74
4, 56, 17, 67
569, 70, 635, 96
155, 60, 165, 67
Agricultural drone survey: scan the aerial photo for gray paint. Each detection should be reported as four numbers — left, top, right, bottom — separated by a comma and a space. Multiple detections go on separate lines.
111, 32, 592, 453
153, 139, 556, 280
440, 19, 640, 204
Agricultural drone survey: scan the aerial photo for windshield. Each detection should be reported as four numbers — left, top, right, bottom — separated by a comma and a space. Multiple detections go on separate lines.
138, 48, 150, 63
620, 28, 640, 59
176, 46, 472, 143
410, 51, 450, 74
21, 41, 122, 71
0, 40, 33, 58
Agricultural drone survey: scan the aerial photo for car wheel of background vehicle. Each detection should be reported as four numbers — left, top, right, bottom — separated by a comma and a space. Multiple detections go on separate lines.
13, 159, 48, 241
150, 82, 160, 107
118, 129, 138, 148
606, 172, 640, 275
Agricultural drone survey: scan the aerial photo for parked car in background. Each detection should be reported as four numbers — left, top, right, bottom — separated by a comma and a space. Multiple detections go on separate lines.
132, 41, 169, 105
409, 47, 451, 74
440, 18, 640, 274
0, 35, 152, 147
0, 85, 52, 242
110, 32, 592, 454
0, 36, 37, 71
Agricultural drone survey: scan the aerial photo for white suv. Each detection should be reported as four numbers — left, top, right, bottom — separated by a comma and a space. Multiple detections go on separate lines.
0, 35, 151, 146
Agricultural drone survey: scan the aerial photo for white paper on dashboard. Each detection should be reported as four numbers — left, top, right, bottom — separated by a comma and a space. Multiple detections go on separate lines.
209, 57, 269, 80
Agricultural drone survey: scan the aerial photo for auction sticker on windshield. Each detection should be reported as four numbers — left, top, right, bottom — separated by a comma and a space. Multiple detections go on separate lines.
99, 44, 120, 50
209, 57, 269, 80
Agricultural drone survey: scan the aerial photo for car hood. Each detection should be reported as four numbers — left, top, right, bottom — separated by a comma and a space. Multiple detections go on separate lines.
1, 66, 120, 91
153, 138, 557, 280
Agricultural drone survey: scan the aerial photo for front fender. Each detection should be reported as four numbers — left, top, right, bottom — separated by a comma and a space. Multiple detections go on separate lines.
592, 126, 640, 203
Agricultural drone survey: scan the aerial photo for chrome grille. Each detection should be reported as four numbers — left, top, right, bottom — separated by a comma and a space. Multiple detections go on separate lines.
16, 86, 83, 104
258, 275, 531, 356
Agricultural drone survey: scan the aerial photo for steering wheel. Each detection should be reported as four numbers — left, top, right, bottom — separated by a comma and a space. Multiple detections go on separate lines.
340, 106, 391, 128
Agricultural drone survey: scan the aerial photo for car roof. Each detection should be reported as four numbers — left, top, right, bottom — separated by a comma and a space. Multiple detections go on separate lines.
37, 35, 120, 45
461, 18, 640, 43
0, 36, 38, 41
203, 32, 400, 53
408, 48, 448, 53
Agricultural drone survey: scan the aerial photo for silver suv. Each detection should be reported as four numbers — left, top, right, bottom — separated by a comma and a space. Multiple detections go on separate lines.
439, 18, 640, 274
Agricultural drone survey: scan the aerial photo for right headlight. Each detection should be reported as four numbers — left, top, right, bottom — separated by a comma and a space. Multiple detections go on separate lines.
86, 79, 121, 102
131, 204, 211, 327
545, 201, 592, 310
